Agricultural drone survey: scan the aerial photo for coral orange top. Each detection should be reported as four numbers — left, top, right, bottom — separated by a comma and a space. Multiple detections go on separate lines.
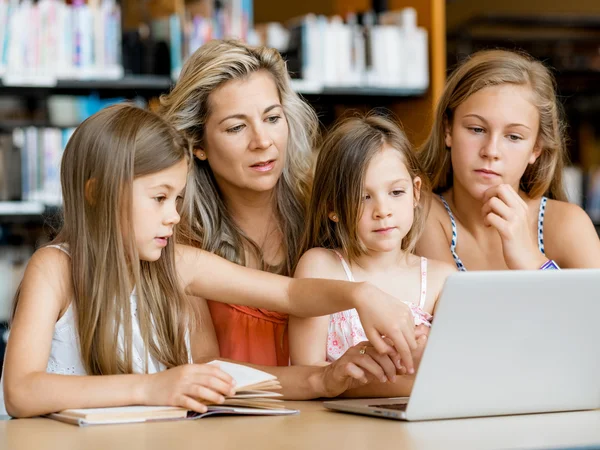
207, 301, 289, 366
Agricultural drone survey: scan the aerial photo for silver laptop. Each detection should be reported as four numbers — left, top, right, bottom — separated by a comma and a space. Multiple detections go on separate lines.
324, 269, 600, 421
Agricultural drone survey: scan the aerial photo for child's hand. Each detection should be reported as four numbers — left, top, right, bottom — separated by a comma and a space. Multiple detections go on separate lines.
481, 184, 547, 270
320, 341, 402, 397
353, 283, 417, 374
141, 364, 236, 413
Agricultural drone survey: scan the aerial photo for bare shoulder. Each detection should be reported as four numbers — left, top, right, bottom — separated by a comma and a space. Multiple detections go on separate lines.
20, 246, 73, 313
294, 248, 348, 280
415, 195, 455, 264
543, 199, 600, 267
425, 258, 457, 290
27, 246, 72, 285
544, 199, 593, 229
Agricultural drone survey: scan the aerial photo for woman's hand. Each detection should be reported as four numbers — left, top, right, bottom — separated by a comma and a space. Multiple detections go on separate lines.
353, 283, 417, 373
319, 341, 402, 397
141, 364, 235, 413
482, 184, 547, 270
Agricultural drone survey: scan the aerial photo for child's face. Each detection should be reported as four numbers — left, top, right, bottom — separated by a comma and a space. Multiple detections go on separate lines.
445, 84, 541, 200
199, 70, 289, 198
130, 159, 188, 261
357, 145, 421, 254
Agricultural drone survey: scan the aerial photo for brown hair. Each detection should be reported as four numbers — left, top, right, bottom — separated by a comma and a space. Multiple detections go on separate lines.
419, 49, 568, 201
14, 103, 194, 375
159, 39, 318, 275
298, 113, 430, 266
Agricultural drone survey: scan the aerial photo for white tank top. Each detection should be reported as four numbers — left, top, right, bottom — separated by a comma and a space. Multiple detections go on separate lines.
0, 244, 192, 416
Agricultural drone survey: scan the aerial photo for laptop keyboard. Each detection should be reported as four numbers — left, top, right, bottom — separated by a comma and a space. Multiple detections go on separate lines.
369, 403, 408, 411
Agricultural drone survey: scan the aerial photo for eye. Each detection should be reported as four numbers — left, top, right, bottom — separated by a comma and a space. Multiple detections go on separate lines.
468, 126, 485, 134
226, 124, 245, 134
154, 195, 166, 203
362, 194, 371, 201
507, 134, 523, 142
176, 195, 184, 206
266, 115, 281, 124
391, 189, 406, 196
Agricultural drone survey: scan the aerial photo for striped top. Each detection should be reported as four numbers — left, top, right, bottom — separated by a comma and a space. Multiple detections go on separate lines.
439, 195, 547, 271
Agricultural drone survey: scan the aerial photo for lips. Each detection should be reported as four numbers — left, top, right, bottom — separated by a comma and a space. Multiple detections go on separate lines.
475, 168, 500, 176
373, 227, 396, 233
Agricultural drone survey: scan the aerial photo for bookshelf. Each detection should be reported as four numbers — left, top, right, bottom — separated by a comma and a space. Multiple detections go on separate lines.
256, 0, 446, 146
0, 0, 447, 367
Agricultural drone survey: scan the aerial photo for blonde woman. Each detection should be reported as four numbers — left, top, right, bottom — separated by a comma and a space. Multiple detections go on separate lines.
416, 49, 600, 270
159, 40, 418, 397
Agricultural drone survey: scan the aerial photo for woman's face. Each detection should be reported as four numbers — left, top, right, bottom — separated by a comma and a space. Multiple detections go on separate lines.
199, 70, 289, 199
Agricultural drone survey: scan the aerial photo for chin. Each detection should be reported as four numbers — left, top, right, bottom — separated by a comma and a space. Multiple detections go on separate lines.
140, 252, 162, 262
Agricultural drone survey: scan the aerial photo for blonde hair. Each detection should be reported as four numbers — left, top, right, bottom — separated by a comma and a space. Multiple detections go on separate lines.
14, 104, 193, 375
419, 49, 568, 201
299, 113, 430, 265
159, 39, 319, 275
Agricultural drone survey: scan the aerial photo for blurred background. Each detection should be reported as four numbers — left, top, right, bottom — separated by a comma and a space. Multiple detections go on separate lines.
1, 0, 600, 363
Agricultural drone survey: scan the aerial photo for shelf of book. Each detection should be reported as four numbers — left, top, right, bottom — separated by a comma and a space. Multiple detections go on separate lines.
0, 75, 174, 97
0, 76, 428, 99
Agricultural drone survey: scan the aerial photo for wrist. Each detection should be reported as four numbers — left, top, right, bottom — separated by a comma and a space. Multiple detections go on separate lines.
134, 373, 151, 405
308, 365, 329, 398
351, 282, 371, 310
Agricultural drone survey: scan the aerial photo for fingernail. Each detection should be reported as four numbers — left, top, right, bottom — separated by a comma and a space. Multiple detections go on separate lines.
391, 375, 397, 383
409, 368, 415, 375
380, 376, 388, 383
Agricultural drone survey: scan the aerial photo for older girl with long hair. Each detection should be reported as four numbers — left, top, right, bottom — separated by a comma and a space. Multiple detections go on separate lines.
416, 49, 600, 270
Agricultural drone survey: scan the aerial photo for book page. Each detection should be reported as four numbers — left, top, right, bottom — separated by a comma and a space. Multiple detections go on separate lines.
207, 360, 277, 391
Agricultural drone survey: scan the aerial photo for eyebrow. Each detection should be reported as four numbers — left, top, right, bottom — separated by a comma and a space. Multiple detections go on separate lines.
218, 104, 283, 125
462, 114, 531, 130
148, 184, 185, 195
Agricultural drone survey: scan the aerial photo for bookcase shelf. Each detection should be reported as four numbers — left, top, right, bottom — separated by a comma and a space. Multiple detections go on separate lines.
0, 75, 174, 97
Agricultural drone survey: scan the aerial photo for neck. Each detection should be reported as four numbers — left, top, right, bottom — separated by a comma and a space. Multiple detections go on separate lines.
352, 247, 411, 274
220, 187, 276, 230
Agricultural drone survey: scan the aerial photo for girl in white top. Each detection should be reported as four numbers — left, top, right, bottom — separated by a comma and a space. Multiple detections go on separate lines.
2, 104, 418, 418
289, 115, 456, 396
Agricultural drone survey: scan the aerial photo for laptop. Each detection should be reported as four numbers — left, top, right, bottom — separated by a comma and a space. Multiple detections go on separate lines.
324, 269, 600, 421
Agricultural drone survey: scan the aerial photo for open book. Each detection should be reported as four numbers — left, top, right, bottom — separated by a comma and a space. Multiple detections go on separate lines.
47, 360, 298, 426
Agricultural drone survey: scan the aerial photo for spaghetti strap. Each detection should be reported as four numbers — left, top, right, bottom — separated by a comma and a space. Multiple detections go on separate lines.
538, 196, 547, 255
45, 244, 71, 257
331, 250, 355, 282
419, 257, 427, 310
439, 195, 466, 271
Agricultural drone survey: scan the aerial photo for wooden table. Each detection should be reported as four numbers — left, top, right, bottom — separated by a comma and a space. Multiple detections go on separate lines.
1, 401, 599, 450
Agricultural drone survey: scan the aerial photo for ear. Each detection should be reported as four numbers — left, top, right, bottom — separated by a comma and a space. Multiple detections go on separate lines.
85, 178, 97, 205
328, 212, 339, 223
443, 117, 452, 149
529, 140, 543, 165
412, 176, 422, 208
194, 147, 208, 161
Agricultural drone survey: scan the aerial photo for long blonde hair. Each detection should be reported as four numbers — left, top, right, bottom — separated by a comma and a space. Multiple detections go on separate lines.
14, 104, 193, 375
419, 49, 568, 201
159, 39, 319, 275
299, 113, 430, 266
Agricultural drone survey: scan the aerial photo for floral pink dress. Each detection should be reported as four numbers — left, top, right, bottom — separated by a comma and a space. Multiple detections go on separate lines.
326, 250, 433, 362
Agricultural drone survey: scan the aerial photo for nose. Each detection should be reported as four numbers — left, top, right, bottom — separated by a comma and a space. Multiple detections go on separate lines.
480, 134, 501, 160
165, 202, 181, 226
250, 123, 273, 151
372, 196, 392, 219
